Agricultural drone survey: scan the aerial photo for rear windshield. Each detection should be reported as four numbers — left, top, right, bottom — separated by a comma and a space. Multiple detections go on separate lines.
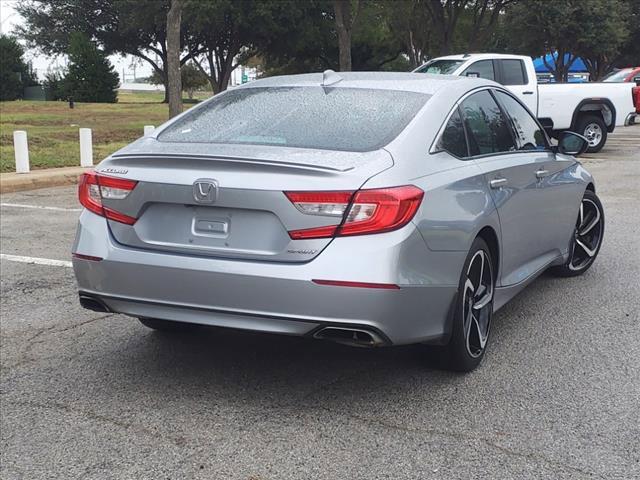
158, 87, 429, 152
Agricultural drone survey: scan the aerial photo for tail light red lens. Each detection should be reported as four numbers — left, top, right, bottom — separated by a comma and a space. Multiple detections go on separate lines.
285, 185, 424, 239
78, 171, 138, 225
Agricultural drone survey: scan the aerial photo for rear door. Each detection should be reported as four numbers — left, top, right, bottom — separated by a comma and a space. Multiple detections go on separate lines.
460, 89, 551, 286
461, 60, 497, 82
497, 59, 538, 115
99, 143, 393, 263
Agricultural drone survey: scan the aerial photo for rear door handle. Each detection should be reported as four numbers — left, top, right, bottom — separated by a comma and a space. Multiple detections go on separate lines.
535, 169, 549, 179
523, 91, 534, 95
490, 178, 507, 189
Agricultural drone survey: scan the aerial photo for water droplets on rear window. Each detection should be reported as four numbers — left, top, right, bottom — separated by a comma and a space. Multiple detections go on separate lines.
158, 87, 430, 152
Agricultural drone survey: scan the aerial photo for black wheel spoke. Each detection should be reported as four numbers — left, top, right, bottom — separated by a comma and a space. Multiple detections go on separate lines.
569, 197, 603, 271
463, 250, 493, 358
575, 237, 596, 257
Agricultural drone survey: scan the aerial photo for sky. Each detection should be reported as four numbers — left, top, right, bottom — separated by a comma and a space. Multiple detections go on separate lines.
0, 0, 153, 81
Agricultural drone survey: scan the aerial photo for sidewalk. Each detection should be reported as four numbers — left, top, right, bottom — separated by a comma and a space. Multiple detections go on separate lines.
0, 166, 92, 194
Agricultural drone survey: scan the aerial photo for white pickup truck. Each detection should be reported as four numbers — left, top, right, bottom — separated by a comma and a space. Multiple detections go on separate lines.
414, 53, 637, 153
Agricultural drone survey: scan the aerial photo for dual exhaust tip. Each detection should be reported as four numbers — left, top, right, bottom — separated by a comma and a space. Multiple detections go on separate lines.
79, 294, 111, 313
313, 326, 386, 347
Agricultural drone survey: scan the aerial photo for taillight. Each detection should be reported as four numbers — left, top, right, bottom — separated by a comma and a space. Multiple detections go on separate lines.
78, 171, 138, 225
285, 185, 423, 239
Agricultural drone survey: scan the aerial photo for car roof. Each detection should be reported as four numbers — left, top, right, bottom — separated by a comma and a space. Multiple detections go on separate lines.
235, 71, 495, 96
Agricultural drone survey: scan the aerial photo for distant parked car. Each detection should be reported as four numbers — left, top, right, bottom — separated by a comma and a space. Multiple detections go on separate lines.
602, 67, 640, 83
603, 67, 640, 116
74, 72, 605, 372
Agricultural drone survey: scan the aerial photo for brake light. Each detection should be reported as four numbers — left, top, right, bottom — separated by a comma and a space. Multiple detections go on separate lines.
78, 171, 138, 225
285, 185, 423, 239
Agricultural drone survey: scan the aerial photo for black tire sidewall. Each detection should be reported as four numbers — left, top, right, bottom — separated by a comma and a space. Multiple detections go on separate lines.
552, 189, 605, 277
446, 237, 494, 372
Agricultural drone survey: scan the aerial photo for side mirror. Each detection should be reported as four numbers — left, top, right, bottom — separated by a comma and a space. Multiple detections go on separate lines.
465, 72, 480, 78
555, 131, 589, 156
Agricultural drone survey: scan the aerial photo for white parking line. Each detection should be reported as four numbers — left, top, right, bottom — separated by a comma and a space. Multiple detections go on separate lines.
0, 254, 72, 268
0, 203, 82, 212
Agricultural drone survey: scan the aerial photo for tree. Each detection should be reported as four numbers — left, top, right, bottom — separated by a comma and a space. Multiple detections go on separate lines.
333, 0, 360, 71
575, 0, 630, 80
0, 35, 38, 101
261, 1, 407, 74
16, 0, 200, 103
420, 0, 515, 56
181, 63, 208, 99
167, 0, 183, 117
183, 0, 299, 94
43, 71, 66, 101
503, 0, 585, 82
63, 32, 119, 103
259, 1, 337, 75
383, 0, 434, 68
613, 0, 640, 68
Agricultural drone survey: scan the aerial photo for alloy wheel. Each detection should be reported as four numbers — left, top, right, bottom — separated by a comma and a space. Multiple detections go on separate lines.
462, 250, 494, 358
584, 123, 603, 148
568, 198, 604, 271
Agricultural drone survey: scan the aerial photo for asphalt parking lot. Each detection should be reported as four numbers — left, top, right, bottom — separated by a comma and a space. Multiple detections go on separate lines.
1, 125, 639, 480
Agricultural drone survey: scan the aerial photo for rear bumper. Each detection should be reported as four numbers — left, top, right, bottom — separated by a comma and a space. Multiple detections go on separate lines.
73, 211, 464, 345
625, 112, 637, 126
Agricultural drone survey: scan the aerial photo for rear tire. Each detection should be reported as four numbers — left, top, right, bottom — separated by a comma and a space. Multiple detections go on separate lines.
138, 317, 198, 332
440, 237, 495, 372
576, 114, 607, 153
550, 190, 604, 277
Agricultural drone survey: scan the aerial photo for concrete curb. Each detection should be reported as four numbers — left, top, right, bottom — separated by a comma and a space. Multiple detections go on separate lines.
0, 167, 92, 194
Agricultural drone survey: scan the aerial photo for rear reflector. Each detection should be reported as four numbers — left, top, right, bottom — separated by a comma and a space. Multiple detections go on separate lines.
312, 279, 400, 290
286, 185, 423, 239
78, 171, 138, 225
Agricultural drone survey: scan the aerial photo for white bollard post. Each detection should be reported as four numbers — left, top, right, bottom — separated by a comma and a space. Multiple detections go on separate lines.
79, 128, 93, 167
144, 125, 155, 136
14, 131, 30, 174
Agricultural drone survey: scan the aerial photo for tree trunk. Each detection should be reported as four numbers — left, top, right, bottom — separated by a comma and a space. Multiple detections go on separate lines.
160, 71, 169, 103
167, 0, 183, 118
333, 0, 352, 71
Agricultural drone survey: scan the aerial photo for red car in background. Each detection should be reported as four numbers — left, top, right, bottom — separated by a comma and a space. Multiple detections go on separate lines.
604, 67, 640, 115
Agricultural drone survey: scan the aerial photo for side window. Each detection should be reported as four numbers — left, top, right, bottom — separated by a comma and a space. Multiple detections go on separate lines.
462, 60, 495, 81
500, 60, 526, 85
494, 91, 547, 151
460, 90, 516, 156
436, 109, 468, 158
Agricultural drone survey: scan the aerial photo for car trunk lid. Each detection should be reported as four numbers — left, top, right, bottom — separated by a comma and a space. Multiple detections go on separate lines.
98, 140, 393, 263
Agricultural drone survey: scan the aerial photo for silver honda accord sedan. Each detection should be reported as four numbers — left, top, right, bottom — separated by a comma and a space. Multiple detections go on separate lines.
73, 72, 604, 371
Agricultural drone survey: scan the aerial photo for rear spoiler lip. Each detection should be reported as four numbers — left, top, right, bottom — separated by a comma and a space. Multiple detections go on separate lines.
109, 153, 355, 173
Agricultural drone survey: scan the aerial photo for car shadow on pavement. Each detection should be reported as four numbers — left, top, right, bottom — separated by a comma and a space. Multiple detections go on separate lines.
81, 275, 561, 410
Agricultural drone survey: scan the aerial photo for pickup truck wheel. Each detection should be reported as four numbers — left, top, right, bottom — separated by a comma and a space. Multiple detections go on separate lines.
576, 115, 607, 153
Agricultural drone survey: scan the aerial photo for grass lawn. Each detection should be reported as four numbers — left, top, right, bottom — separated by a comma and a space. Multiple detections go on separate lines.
0, 91, 211, 173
